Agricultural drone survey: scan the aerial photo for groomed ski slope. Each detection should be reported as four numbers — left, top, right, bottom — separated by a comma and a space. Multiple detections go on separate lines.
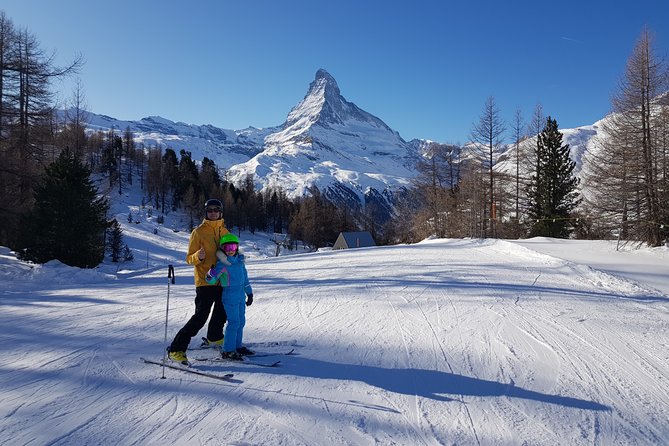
1, 237, 668, 445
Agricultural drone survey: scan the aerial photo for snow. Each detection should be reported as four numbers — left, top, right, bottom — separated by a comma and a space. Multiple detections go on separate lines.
1, 188, 668, 444
225, 70, 417, 202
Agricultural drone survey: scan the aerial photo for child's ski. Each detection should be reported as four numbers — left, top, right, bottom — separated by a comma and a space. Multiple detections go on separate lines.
248, 348, 296, 357
141, 357, 236, 381
194, 357, 281, 367
192, 338, 300, 351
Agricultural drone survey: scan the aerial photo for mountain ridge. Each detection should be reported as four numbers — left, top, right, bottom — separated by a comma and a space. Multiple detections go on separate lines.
79, 68, 605, 216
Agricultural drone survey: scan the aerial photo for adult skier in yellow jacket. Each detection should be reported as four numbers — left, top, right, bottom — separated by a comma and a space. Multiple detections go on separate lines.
167, 199, 230, 365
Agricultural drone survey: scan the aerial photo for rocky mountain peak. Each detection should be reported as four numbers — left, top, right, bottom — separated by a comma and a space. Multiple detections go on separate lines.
285, 69, 388, 130
312, 68, 341, 100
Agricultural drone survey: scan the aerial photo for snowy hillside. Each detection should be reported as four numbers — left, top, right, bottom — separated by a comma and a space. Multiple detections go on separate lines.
1, 199, 668, 444
84, 112, 276, 169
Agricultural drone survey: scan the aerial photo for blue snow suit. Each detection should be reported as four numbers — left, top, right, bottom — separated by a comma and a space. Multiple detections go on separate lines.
207, 251, 253, 353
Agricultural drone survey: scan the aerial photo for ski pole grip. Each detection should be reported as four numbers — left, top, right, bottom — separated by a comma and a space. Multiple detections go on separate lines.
168, 264, 175, 284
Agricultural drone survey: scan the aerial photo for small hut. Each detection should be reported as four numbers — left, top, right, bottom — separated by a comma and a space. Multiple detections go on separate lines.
332, 231, 376, 250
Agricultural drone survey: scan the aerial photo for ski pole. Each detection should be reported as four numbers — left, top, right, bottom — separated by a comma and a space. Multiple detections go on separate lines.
161, 264, 175, 379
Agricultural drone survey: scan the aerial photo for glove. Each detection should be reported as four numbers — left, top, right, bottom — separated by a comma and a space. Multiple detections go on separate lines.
206, 262, 228, 285
205, 266, 217, 285
246, 294, 253, 306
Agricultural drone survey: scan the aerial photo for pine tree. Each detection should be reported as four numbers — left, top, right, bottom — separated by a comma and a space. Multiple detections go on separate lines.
18, 149, 109, 267
107, 219, 124, 262
526, 117, 581, 238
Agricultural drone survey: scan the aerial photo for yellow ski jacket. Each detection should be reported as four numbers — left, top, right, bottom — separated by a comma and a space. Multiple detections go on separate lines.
186, 218, 230, 287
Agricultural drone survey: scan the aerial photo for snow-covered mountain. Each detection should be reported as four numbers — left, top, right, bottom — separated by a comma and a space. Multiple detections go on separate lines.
81, 69, 422, 217
227, 69, 419, 212
85, 112, 277, 169
491, 120, 603, 182
79, 69, 616, 217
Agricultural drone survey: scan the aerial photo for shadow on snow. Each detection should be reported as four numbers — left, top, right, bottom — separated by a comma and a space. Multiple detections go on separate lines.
200, 355, 611, 412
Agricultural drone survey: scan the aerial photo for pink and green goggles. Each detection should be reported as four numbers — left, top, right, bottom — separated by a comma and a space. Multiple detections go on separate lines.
222, 243, 238, 253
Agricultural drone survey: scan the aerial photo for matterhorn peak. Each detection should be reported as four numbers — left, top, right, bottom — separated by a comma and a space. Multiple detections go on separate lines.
315, 68, 335, 81
284, 68, 344, 127
285, 69, 384, 129
312, 68, 341, 99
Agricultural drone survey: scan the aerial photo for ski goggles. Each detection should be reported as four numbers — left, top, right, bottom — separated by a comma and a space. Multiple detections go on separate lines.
222, 243, 238, 253
206, 207, 222, 213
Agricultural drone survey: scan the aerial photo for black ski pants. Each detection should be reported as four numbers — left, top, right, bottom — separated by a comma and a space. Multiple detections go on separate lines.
169, 285, 226, 352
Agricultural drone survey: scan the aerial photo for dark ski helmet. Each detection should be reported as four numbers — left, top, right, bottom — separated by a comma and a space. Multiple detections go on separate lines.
204, 199, 222, 209
204, 198, 222, 220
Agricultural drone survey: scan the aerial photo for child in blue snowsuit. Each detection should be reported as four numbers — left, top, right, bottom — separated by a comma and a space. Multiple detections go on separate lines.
206, 233, 254, 360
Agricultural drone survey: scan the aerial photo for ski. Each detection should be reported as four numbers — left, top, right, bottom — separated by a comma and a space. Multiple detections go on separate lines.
141, 357, 236, 381
194, 348, 295, 357
239, 359, 280, 367
191, 338, 300, 351
194, 357, 281, 367
247, 340, 300, 348
249, 348, 296, 357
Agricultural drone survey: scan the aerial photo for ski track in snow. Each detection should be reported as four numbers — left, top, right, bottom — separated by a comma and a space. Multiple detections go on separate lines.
1, 238, 668, 445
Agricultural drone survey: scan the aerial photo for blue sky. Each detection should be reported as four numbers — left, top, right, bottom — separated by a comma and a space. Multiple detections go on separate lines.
2, 0, 668, 144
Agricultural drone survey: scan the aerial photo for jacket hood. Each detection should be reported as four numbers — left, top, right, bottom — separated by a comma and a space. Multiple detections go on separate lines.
215, 250, 245, 265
